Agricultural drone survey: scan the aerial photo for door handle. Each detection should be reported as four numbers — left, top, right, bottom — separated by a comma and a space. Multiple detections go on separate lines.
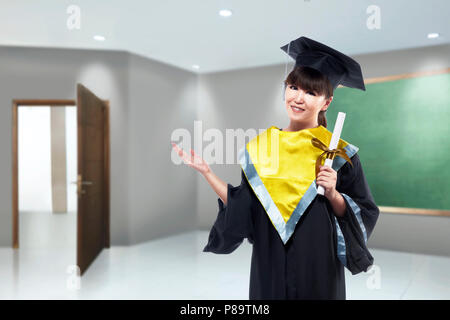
71, 181, 93, 185
71, 174, 93, 196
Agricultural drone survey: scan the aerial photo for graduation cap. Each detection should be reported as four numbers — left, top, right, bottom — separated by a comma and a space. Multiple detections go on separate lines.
281, 36, 366, 91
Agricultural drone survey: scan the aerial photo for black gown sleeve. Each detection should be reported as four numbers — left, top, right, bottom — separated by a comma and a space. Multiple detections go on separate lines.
335, 153, 380, 275
203, 170, 254, 254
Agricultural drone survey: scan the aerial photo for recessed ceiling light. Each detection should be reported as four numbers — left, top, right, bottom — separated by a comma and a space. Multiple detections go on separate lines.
427, 33, 439, 39
192, 65, 200, 70
219, 9, 233, 17
93, 35, 106, 41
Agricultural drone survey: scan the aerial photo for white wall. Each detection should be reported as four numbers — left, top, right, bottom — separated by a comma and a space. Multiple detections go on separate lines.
127, 54, 198, 245
65, 107, 77, 213
18, 107, 52, 212
18, 106, 77, 213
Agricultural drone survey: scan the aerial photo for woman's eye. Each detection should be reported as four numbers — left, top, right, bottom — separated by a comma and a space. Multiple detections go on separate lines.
307, 91, 316, 96
289, 85, 297, 90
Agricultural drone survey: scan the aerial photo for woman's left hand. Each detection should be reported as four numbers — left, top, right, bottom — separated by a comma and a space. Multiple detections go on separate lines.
316, 165, 338, 200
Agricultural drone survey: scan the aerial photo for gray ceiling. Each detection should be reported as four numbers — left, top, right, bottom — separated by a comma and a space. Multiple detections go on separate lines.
1, 0, 448, 73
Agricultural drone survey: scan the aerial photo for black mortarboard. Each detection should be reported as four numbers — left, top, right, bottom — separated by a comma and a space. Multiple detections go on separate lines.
281, 36, 366, 91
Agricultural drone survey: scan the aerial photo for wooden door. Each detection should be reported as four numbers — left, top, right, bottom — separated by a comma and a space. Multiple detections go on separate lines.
76, 84, 109, 275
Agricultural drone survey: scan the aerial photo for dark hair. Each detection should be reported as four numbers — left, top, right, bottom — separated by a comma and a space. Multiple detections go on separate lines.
283, 66, 333, 128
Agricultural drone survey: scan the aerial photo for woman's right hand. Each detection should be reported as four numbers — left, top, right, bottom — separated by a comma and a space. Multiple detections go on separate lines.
171, 142, 211, 175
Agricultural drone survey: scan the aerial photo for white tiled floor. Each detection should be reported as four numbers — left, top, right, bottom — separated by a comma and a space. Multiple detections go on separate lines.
1, 211, 450, 299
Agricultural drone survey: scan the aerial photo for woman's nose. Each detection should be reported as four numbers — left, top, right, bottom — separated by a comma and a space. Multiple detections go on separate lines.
295, 90, 304, 103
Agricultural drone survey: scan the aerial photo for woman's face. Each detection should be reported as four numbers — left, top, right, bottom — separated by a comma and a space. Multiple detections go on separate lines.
284, 83, 333, 126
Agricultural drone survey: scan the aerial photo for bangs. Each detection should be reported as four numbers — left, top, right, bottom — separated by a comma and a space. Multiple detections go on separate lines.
284, 66, 333, 98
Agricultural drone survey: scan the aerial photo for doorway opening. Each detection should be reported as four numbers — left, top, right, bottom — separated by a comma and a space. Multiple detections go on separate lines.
12, 87, 110, 275
15, 103, 78, 253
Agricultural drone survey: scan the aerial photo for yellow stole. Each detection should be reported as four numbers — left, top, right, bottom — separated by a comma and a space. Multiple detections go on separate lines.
244, 125, 351, 224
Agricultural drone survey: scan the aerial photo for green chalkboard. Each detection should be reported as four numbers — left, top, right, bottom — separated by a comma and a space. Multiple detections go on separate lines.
327, 72, 450, 211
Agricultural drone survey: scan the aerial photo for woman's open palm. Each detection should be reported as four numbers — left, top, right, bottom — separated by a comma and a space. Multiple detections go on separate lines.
171, 142, 211, 175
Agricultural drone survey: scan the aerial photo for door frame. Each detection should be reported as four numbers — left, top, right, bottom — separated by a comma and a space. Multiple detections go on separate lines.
11, 99, 110, 249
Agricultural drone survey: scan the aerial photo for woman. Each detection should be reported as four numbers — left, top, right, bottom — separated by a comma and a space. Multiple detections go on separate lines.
172, 36, 379, 300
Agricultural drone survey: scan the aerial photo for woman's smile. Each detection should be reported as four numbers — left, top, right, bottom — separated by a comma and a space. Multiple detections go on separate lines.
291, 105, 305, 113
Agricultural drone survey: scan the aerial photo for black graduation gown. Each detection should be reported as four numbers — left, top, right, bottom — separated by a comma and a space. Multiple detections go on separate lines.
203, 153, 379, 300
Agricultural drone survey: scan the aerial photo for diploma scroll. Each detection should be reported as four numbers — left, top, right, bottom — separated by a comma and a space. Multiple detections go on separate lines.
317, 112, 346, 196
